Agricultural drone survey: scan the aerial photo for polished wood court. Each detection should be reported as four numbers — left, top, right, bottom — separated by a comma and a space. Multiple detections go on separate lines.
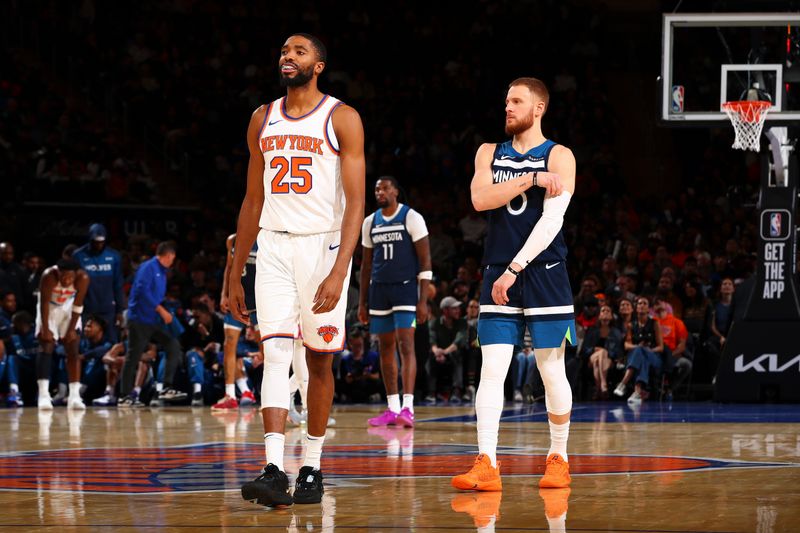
1, 402, 798, 532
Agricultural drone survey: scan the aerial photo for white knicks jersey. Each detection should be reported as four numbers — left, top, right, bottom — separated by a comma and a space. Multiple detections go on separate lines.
258, 94, 344, 234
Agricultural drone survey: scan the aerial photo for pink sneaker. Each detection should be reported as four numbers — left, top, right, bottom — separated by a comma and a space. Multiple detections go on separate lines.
368, 409, 399, 426
397, 407, 415, 428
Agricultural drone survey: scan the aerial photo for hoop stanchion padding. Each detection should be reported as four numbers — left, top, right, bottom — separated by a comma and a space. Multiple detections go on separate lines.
721, 101, 771, 152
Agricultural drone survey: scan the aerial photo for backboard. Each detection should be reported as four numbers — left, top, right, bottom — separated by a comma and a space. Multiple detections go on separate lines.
660, 13, 800, 126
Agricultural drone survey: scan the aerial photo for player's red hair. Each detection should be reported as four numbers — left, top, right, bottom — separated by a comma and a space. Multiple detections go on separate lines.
509, 77, 549, 115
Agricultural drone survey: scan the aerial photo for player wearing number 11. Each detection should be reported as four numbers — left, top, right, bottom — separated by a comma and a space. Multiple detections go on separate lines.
230, 33, 365, 507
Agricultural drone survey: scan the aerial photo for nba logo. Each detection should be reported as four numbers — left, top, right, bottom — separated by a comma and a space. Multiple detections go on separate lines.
671, 85, 684, 113
770, 213, 782, 237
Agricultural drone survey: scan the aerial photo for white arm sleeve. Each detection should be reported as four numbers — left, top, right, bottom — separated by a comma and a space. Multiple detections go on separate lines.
361, 214, 374, 248
406, 209, 429, 242
512, 191, 572, 267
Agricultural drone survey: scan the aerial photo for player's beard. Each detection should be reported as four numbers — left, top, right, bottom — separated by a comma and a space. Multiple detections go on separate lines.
505, 109, 535, 136
376, 197, 389, 208
279, 64, 314, 88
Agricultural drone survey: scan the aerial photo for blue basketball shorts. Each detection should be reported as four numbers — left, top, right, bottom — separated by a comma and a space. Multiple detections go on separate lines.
368, 279, 418, 334
223, 311, 258, 331
477, 262, 576, 349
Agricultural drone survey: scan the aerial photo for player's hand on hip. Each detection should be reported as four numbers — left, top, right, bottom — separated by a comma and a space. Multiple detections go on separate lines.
535, 171, 564, 197
416, 300, 429, 324
357, 303, 369, 325
492, 271, 518, 305
228, 281, 250, 325
313, 272, 345, 314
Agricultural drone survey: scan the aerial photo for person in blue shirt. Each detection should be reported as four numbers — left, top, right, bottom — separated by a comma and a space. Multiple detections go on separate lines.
76, 315, 114, 402
337, 327, 381, 404
119, 242, 185, 407
6, 311, 38, 406
72, 224, 125, 342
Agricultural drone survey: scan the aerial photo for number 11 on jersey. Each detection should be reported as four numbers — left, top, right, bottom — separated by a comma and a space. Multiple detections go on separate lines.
382, 243, 394, 260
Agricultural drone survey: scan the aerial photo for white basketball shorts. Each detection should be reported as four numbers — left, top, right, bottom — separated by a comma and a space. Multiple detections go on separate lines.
255, 229, 351, 352
35, 304, 81, 341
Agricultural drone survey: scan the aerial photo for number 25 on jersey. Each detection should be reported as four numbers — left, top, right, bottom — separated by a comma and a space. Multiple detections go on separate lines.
270, 156, 312, 194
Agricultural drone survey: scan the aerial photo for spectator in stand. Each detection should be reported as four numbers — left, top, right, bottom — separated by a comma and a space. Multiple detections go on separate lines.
681, 279, 711, 349
615, 297, 634, 333
574, 274, 601, 312
93, 337, 158, 407
656, 274, 683, 319
575, 295, 600, 343
581, 304, 624, 399
652, 295, 692, 400
22, 252, 44, 307
74, 315, 114, 402
425, 296, 468, 404
338, 327, 381, 404
119, 242, 185, 407
0, 328, 22, 407
73, 223, 125, 342
620, 243, 640, 278
614, 296, 664, 404
462, 298, 480, 402
458, 211, 487, 259
0, 291, 16, 340
707, 277, 735, 382
599, 256, 619, 291
183, 302, 225, 406
512, 331, 534, 402
6, 312, 38, 405
0, 242, 31, 312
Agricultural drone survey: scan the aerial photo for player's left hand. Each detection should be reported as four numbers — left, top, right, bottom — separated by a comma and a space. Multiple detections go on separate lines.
313, 271, 346, 314
492, 271, 518, 305
416, 300, 429, 324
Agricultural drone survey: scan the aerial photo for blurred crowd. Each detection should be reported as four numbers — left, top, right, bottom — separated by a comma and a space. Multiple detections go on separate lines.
0, 1, 772, 408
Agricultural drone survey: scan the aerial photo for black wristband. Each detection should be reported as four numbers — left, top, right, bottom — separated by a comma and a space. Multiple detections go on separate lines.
533, 171, 538, 187
506, 265, 520, 277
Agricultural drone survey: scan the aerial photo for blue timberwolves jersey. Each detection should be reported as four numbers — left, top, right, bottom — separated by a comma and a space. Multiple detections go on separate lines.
232, 240, 258, 310
370, 205, 418, 283
482, 140, 568, 265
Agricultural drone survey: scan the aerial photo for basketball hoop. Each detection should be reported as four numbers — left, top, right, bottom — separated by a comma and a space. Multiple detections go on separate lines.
721, 101, 771, 152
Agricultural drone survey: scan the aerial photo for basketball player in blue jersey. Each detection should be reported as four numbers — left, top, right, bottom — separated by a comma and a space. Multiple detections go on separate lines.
358, 176, 431, 428
230, 33, 365, 507
212, 233, 258, 410
452, 78, 576, 504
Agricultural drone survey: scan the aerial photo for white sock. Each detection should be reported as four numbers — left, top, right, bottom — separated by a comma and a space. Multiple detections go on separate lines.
303, 433, 326, 470
387, 394, 401, 413
69, 382, 81, 399
225, 383, 235, 398
402, 394, 414, 413
193, 382, 202, 393
476, 344, 514, 468
546, 514, 567, 533
236, 378, 250, 393
10, 383, 19, 394
548, 420, 570, 462
133, 386, 142, 395
155, 382, 163, 393
264, 432, 286, 471
38, 379, 50, 398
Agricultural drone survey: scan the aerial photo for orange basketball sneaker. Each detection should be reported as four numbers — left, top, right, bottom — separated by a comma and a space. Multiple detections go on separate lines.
539, 487, 570, 519
451, 454, 502, 491
539, 453, 571, 488
451, 492, 502, 527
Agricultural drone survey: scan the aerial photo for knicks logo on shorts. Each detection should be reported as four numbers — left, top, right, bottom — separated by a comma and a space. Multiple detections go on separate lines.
317, 325, 339, 343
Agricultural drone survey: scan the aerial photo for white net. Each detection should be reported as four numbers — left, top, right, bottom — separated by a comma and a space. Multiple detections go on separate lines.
721, 101, 771, 152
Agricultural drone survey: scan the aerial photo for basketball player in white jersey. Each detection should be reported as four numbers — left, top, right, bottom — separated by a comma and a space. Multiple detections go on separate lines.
230, 33, 364, 507
36, 258, 90, 410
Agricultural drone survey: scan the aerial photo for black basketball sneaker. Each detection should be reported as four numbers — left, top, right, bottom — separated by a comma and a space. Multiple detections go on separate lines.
293, 466, 324, 504
241, 463, 293, 507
